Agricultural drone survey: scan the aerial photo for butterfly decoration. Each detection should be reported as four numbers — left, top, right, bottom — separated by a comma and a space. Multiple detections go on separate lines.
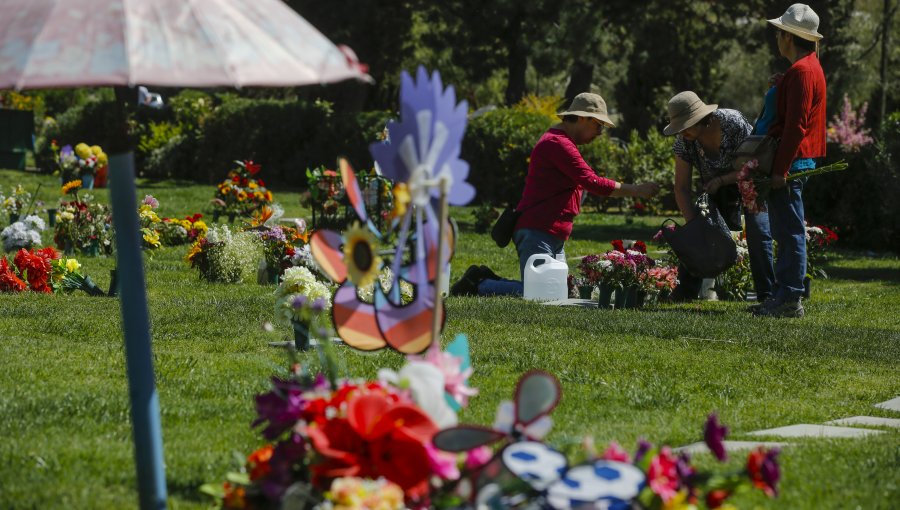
433, 370, 560, 452
500, 441, 646, 510
309, 67, 473, 354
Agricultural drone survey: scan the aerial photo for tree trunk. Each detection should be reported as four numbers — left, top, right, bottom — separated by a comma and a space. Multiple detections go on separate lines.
564, 60, 595, 105
505, 30, 528, 105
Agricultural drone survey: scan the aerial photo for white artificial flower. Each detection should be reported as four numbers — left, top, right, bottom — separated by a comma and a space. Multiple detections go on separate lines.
379, 361, 457, 428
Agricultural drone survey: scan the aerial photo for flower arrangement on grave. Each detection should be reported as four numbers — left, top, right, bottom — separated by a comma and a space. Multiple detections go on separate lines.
736, 159, 848, 214
50, 256, 105, 296
652, 224, 680, 267
0, 184, 32, 222
805, 222, 838, 279
185, 224, 260, 283
470, 202, 499, 234
212, 160, 274, 219
273, 265, 333, 327
640, 265, 679, 295
54, 182, 112, 256
715, 233, 753, 301
53, 142, 108, 183
157, 213, 208, 246
356, 266, 415, 305
1, 214, 45, 252
306, 165, 346, 226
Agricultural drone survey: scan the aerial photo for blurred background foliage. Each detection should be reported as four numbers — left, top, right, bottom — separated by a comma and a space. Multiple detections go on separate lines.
1, 0, 898, 251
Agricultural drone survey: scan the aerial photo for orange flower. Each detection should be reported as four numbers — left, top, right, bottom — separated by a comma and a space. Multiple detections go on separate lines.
222, 482, 247, 509
247, 444, 274, 481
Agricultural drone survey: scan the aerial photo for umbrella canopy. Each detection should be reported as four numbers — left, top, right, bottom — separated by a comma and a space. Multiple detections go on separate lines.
0, 0, 370, 90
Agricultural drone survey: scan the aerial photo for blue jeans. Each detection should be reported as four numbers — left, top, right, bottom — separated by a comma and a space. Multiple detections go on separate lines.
767, 162, 810, 301
744, 208, 775, 301
477, 228, 565, 296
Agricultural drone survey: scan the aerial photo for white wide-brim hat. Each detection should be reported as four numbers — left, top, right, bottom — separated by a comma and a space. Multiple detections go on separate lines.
557, 92, 616, 128
768, 3, 823, 41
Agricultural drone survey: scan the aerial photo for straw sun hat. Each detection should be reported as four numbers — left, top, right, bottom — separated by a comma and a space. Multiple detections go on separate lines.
767, 3, 823, 42
663, 91, 717, 136
557, 92, 616, 128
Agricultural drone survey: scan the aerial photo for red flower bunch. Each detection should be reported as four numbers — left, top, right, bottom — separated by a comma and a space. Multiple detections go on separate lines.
633, 240, 647, 254
0, 257, 27, 292
611, 239, 625, 253
747, 447, 781, 496
12, 247, 59, 293
306, 391, 439, 498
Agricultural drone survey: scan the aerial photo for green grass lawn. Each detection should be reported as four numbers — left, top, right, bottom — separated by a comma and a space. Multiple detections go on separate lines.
0, 168, 898, 509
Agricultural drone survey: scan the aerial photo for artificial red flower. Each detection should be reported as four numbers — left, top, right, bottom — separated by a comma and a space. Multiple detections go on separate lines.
705, 489, 731, 508
13, 248, 54, 293
232, 175, 240, 183
611, 239, 625, 253
0, 258, 27, 292
633, 240, 647, 254
747, 447, 780, 497
245, 160, 262, 176
306, 392, 439, 497
247, 444, 275, 481
257, 179, 266, 188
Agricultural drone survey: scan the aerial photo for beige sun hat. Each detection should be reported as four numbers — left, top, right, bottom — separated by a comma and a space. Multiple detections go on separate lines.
557, 92, 616, 128
767, 3, 823, 41
662, 91, 718, 136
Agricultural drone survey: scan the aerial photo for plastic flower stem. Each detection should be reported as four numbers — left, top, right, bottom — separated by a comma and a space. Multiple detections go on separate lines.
107, 151, 168, 508
431, 175, 450, 349
23, 183, 42, 216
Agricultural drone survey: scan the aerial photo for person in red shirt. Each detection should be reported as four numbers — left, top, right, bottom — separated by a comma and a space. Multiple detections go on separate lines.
450, 93, 659, 296
751, 4, 827, 318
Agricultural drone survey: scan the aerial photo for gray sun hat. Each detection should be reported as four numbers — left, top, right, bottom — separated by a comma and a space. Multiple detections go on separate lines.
767, 3, 823, 41
663, 91, 718, 136
557, 92, 616, 127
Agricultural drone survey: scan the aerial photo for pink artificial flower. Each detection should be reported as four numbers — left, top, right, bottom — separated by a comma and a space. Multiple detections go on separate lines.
408, 344, 478, 409
600, 441, 631, 463
464, 445, 493, 471
647, 447, 680, 503
425, 441, 460, 480
142, 195, 159, 209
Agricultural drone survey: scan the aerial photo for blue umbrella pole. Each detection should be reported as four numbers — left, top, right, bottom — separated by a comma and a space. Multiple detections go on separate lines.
108, 152, 168, 510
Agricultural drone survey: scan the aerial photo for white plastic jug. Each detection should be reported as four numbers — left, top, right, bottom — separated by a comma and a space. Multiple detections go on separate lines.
523, 254, 568, 301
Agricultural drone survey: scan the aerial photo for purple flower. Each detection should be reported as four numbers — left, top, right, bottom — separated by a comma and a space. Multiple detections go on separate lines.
704, 413, 729, 461
676, 452, 696, 490
252, 377, 306, 440
142, 195, 159, 208
291, 295, 308, 309
311, 297, 326, 313
261, 433, 308, 500
761, 448, 781, 495
634, 439, 652, 464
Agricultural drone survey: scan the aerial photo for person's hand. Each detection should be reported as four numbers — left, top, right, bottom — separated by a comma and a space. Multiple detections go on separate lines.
770, 174, 787, 189
634, 182, 660, 199
704, 176, 723, 194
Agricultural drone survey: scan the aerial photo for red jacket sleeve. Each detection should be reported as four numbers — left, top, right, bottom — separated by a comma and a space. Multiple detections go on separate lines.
772, 70, 813, 177
541, 137, 618, 196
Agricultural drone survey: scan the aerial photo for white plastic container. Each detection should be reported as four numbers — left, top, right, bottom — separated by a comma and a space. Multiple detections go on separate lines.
523, 254, 568, 301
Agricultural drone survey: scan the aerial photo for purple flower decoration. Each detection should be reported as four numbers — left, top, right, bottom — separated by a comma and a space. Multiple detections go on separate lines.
291, 295, 308, 309
704, 413, 729, 461
761, 448, 781, 495
252, 377, 306, 440
634, 439, 652, 464
262, 433, 308, 500
370, 66, 474, 207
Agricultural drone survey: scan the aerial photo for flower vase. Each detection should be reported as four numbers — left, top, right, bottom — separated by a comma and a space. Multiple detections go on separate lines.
291, 320, 310, 351
623, 285, 640, 309
82, 275, 105, 296
80, 173, 94, 190
578, 285, 594, 300
89, 239, 100, 257
613, 285, 627, 310
597, 283, 614, 309
803, 276, 811, 300
63, 240, 74, 256
8, 213, 19, 224
267, 266, 281, 285
108, 269, 118, 297
47, 208, 57, 227
227, 212, 236, 224
212, 210, 221, 223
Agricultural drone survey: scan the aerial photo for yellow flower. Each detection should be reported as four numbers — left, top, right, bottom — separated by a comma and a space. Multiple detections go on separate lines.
90, 145, 103, 156
264, 190, 273, 202
142, 229, 161, 248
75, 143, 91, 159
192, 220, 208, 236
343, 223, 382, 287
139, 205, 160, 223
247, 181, 258, 189
237, 191, 248, 201
391, 183, 411, 219
61, 180, 82, 195
65, 258, 81, 273
97, 152, 108, 166
185, 241, 202, 262
177, 219, 192, 230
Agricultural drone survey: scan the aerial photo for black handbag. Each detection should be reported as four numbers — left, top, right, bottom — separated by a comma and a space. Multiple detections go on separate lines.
662, 194, 738, 278
490, 207, 521, 248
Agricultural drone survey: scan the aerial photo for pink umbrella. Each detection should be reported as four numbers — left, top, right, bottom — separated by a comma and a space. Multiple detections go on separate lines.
0, 2, 369, 508
0, 0, 370, 89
